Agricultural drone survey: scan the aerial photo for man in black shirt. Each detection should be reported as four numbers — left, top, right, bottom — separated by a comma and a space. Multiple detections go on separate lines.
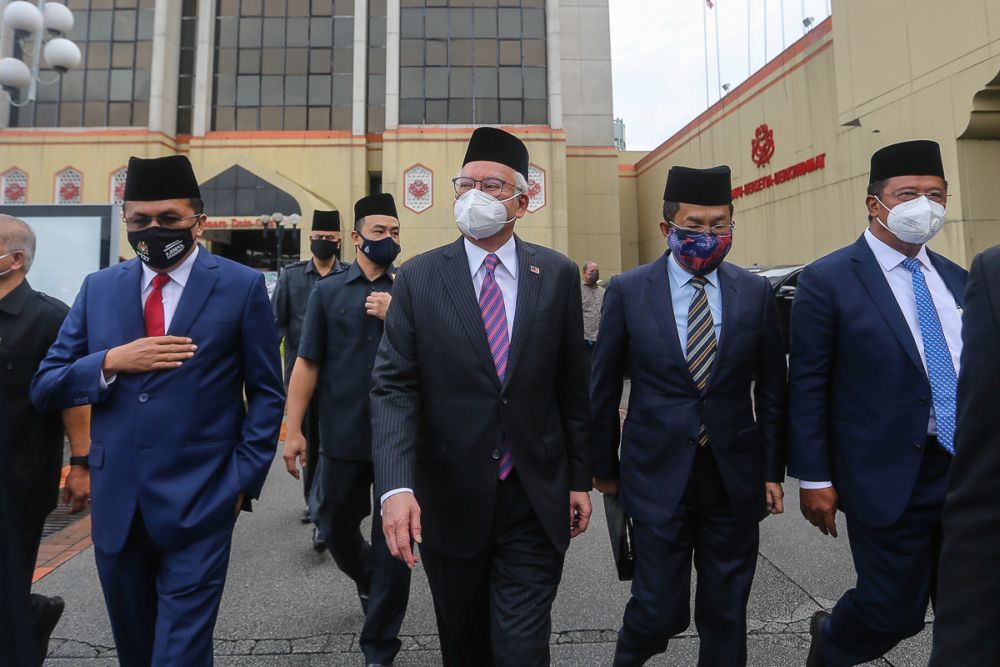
273, 210, 344, 543
0, 214, 90, 665
283, 194, 410, 667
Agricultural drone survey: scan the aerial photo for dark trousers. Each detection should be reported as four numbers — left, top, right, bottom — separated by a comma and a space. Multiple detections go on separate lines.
614, 448, 760, 667
823, 442, 950, 666
420, 471, 565, 667
12, 517, 43, 605
315, 456, 411, 664
301, 394, 320, 512
94, 510, 234, 667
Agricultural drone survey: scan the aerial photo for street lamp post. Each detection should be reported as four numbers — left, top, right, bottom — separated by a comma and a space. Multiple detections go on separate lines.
258, 212, 292, 271
0, 1, 82, 112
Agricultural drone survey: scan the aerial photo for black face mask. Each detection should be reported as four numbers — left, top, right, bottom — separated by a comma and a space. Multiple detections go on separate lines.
311, 239, 340, 261
127, 224, 196, 271
357, 233, 400, 268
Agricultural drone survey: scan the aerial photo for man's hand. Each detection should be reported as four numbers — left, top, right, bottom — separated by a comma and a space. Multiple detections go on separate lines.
593, 477, 619, 496
765, 482, 784, 515
62, 466, 90, 514
283, 431, 308, 479
234, 491, 246, 518
382, 492, 422, 569
103, 336, 197, 376
800, 486, 839, 537
570, 491, 592, 538
365, 292, 392, 321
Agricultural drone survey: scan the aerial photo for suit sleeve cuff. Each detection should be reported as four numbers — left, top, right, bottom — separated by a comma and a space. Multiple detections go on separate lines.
799, 480, 833, 490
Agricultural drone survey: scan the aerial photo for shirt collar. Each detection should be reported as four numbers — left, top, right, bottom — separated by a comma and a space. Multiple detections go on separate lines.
345, 259, 394, 284
667, 251, 719, 289
141, 244, 200, 292
464, 236, 518, 279
863, 228, 932, 272
0, 278, 32, 316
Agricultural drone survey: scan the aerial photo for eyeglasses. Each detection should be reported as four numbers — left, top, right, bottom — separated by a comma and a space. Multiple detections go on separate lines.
883, 190, 950, 206
123, 213, 201, 231
668, 220, 736, 237
452, 177, 519, 197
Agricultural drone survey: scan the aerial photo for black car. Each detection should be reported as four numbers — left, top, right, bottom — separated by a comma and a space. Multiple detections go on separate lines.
746, 264, 806, 350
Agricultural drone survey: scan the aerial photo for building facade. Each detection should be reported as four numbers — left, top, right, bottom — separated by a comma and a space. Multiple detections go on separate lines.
0, 0, 624, 273
619, 1, 1000, 270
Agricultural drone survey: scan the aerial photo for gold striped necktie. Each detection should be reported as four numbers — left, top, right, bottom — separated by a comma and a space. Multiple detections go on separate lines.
686, 275, 717, 447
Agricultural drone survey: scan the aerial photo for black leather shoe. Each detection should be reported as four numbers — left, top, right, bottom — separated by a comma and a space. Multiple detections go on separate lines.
312, 526, 326, 552
300, 508, 311, 524
32, 594, 65, 663
806, 610, 830, 667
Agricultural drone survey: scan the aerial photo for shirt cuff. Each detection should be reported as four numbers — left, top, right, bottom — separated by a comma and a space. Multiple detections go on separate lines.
379, 488, 413, 506
799, 480, 833, 490
99, 368, 117, 389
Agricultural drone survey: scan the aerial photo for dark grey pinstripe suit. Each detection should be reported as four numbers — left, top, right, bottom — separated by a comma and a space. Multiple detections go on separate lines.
371, 234, 592, 665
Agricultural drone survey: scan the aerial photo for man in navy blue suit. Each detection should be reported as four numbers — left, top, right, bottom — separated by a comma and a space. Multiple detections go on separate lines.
591, 165, 787, 666
30, 155, 285, 666
789, 140, 967, 667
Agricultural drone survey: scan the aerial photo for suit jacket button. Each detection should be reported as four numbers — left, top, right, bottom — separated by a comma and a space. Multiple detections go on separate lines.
502, 398, 509, 406
688, 437, 697, 446
912, 442, 923, 451
492, 449, 500, 460
138, 393, 149, 403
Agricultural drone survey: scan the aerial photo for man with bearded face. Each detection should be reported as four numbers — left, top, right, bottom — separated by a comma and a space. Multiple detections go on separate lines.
371, 127, 592, 666
790, 140, 967, 666
30, 154, 285, 666
590, 164, 788, 666
273, 209, 344, 546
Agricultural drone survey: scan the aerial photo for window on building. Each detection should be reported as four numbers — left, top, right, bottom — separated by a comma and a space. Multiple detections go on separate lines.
199, 166, 301, 216
110, 167, 128, 206
55, 168, 83, 205
398, 0, 547, 125
176, 0, 198, 134
212, 0, 354, 131
367, 0, 387, 133
9, 0, 155, 128
1, 169, 29, 205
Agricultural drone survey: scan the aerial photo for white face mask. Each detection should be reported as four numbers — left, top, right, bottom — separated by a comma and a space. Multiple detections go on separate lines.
454, 188, 518, 240
0, 251, 17, 279
875, 195, 946, 245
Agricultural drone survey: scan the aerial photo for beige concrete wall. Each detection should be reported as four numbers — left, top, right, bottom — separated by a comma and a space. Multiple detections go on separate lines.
566, 148, 622, 274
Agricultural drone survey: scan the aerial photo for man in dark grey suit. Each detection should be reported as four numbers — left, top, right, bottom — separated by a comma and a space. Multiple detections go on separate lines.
371, 127, 593, 667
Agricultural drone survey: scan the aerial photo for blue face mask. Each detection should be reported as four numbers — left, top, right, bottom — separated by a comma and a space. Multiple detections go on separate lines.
357, 233, 400, 268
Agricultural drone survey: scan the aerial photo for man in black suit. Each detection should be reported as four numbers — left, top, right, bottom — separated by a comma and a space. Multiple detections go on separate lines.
590, 166, 787, 666
371, 127, 592, 667
930, 243, 1000, 666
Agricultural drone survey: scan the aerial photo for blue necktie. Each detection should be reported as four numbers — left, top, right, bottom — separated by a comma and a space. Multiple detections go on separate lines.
901, 258, 956, 455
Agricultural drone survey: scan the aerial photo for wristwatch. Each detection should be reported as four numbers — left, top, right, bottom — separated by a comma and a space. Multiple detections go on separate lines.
69, 456, 90, 468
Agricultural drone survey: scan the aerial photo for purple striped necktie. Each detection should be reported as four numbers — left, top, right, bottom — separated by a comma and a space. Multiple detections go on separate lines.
479, 253, 513, 480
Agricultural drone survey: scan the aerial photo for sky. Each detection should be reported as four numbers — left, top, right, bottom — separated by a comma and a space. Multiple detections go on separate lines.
609, 0, 833, 151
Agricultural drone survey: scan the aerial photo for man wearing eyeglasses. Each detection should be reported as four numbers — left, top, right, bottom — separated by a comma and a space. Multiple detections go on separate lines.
372, 127, 592, 666
789, 140, 967, 667
590, 165, 787, 666
30, 155, 285, 666
273, 209, 344, 547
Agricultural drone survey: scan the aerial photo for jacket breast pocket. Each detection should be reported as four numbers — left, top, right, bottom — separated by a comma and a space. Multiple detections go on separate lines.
734, 425, 764, 451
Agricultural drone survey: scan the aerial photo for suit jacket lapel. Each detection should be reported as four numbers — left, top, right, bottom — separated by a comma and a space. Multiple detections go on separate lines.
502, 237, 539, 389
929, 251, 966, 309
645, 253, 700, 393
851, 237, 926, 378
440, 238, 500, 388
166, 249, 220, 338
705, 263, 740, 390
116, 259, 146, 344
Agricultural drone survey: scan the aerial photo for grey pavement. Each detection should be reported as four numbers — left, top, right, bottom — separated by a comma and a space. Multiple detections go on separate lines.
38, 452, 933, 666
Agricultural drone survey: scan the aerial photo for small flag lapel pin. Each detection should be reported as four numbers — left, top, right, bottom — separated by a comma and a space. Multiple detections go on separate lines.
530, 265, 540, 274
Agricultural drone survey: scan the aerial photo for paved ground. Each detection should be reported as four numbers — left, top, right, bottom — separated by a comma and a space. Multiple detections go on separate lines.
36, 453, 933, 666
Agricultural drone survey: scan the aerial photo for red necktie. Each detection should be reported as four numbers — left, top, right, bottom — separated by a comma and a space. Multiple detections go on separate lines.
144, 273, 171, 337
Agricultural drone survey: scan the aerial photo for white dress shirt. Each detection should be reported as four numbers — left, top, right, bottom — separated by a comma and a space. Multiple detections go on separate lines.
381, 236, 521, 507
100, 245, 200, 388
800, 230, 963, 490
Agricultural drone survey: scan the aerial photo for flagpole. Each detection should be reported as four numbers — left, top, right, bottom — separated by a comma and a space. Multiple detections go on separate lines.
780, 0, 786, 50
703, 0, 710, 107
747, 0, 752, 78
763, 0, 768, 62
714, 0, 723, 99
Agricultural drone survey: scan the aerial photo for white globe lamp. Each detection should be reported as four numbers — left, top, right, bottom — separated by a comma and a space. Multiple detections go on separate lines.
2, 1, 44, 34
0, 57, 33, 90
43, 38, 82, 72
43, 3, 75, 35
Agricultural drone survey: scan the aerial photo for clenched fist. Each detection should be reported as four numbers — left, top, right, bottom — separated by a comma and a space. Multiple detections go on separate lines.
365, 292, 392, 320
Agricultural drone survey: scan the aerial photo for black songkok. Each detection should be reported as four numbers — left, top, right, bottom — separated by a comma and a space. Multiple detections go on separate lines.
354, 193, 398, 221
869, 140, 944, 184
662, 165, 733, 205
462, 127, 529, 181
123, 155, 201, 201
312, 210, 340, 232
